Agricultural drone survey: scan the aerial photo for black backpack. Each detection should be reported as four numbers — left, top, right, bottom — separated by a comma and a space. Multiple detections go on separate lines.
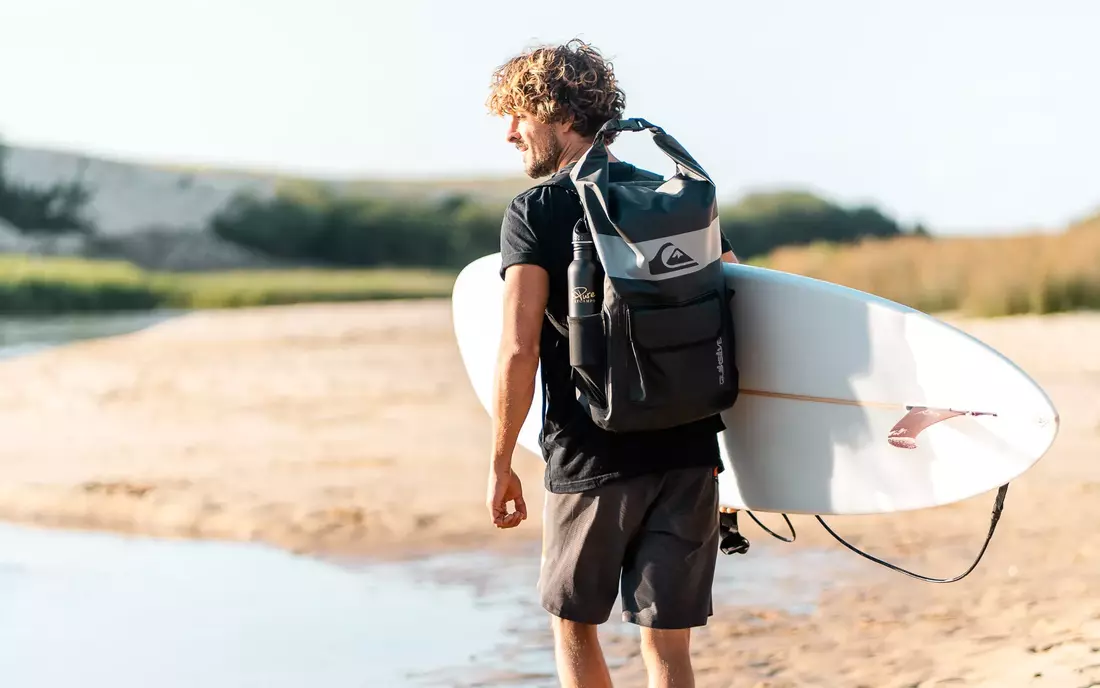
541, 117, 739, 433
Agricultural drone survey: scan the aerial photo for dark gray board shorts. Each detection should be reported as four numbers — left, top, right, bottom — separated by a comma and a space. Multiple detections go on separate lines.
537, 466, 721, 629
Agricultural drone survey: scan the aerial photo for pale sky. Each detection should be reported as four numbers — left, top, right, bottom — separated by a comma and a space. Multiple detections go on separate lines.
2, 0, 1097, 234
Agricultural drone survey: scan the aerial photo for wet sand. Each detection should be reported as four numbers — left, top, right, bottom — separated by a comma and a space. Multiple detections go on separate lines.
0, 300, 1097, 686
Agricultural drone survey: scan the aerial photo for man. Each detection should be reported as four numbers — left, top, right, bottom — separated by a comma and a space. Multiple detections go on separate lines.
483, 39, 739, 688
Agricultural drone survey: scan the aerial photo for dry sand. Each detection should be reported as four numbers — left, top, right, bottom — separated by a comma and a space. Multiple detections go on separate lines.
0, 300, 1097, 686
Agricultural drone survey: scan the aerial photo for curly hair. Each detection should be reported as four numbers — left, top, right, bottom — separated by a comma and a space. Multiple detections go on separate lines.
486, 39, 626, 142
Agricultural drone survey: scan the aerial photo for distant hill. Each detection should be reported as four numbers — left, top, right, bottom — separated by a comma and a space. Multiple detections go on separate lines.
1069, 210, 1100, 233
2, 144, 534, 237
3, 145, 271, 236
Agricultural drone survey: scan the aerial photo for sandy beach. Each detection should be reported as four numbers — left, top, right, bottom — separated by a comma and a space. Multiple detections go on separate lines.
0, 299, 1097, 686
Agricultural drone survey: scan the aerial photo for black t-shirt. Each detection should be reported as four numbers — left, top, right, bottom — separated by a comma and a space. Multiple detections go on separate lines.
499, 161, 731, 494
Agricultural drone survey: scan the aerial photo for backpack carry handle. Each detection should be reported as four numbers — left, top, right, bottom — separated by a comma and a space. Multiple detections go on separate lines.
593, 118, 713, 185
596, 117, 660, 135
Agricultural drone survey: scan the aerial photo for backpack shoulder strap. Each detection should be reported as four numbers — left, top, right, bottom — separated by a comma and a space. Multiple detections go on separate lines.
527, 169, 579, 339
532, 167, 578, 194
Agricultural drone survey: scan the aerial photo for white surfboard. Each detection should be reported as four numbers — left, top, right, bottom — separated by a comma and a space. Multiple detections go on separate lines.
451, 252, 1059, 516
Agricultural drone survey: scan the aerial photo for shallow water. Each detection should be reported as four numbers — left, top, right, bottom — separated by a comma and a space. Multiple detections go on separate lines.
0, 309, 181, 360
0, 310, 859, 686
378, 536, 859, 687
0, 523, 855, 688
0, 524, 521, 687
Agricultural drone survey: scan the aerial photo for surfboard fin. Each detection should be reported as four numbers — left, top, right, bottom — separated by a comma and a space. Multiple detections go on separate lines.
887, 405, 996, 449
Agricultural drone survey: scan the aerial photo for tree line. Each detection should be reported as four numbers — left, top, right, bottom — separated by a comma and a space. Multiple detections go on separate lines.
209, 184, 926, 269
209, 184, 503, 269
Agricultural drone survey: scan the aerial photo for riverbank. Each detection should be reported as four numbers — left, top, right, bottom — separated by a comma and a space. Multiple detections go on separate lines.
0, 299, 1097, 686
0, 300, 512, 559
0, 254, 455, 313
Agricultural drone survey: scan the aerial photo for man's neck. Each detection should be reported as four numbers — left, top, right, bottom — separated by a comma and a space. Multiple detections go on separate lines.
555, 139, 619, 172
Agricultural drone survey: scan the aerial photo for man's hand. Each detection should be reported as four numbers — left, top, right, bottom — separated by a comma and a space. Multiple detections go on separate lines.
487, 468, 527, 528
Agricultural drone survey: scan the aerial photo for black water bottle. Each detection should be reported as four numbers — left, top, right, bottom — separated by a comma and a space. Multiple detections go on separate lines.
567, 218, 603, 368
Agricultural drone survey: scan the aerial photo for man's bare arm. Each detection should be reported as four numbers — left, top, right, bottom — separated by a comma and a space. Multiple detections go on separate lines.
487, 263, 549, 527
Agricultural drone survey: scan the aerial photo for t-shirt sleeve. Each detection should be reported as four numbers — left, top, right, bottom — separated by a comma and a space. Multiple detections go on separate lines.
499, 187, 554, 279
720, 230, 733, 255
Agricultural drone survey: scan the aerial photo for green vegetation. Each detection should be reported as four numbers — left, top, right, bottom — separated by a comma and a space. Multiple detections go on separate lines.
207, 184, 925, 270
720, 190, 925, 258
161, 266, 456, 308
0, 255, 454, 314
210, 184, 503, 269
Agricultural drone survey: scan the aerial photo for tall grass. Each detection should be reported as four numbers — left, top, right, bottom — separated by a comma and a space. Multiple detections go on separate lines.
0, 256, 160, 313
0, 255, 456, 313
762, 224, 1100, 317
159, 268, 457, 309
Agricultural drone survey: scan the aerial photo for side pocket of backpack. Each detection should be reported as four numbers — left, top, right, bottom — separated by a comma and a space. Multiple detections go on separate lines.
567, 309, 609, 410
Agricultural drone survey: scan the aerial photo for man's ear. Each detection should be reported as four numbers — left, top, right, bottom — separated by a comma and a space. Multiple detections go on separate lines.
553, 114, 576, 136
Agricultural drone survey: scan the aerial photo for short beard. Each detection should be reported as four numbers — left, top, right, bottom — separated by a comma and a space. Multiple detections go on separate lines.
524, 131, 563, 179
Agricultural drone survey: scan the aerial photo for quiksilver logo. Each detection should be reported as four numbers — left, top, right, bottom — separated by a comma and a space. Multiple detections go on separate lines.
648, 242, 698, 276
716, 337, 725, 385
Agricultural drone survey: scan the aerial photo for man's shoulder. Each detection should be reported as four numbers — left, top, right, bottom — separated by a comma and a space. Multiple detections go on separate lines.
517, 169, 578, 203
504, 175, 578, 225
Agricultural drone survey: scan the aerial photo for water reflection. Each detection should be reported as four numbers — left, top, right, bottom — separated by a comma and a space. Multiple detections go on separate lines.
0, 524, 518, 687
0, 309, 182, 361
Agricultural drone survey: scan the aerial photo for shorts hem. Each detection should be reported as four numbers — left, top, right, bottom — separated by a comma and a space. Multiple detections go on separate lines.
620, 610, 713, 629
540, 600, 612, 626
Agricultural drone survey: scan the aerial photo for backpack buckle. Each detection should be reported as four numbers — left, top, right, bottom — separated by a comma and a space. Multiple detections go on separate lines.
598, 118, 655, 136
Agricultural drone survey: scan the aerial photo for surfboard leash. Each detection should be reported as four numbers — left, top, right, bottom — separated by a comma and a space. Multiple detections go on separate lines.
745, 510, 796, 543
811, 483, 1009, 584
723, 485, 1009, 583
